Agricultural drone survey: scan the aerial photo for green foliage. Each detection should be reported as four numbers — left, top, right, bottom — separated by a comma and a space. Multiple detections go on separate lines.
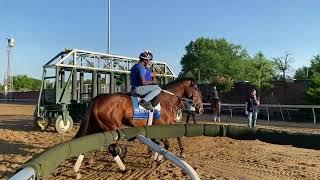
294, 54, 320, 80
273, 53, 294, 79
179, 37, 276, 92
211, 75, 233, 92
305, 72, 320, 105
244, 52, 276, 90
0, 83, 3, 92
13, 75, 42, 91
310, 54, 320, 74
294, 66, 310, 80
180, 37, 248, 91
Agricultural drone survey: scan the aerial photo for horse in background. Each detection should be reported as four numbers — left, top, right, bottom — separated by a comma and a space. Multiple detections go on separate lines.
210, 96, 221, 123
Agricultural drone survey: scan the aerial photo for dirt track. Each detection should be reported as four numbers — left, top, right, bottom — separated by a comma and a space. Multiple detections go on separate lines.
1, 104, 320, 179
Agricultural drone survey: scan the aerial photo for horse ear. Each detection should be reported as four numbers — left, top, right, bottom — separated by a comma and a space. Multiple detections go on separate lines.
191, 81, 199, 90
190, 80, 196, 87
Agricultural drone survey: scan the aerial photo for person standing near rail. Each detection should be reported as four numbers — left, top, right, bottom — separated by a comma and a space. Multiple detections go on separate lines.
185, 95, 197, 124
245, 89, 260, 128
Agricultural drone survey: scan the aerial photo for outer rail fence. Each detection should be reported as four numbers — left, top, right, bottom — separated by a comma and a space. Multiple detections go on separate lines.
203, 103, 320, 124
0, 99, 37, 103
10, 123, 320, 180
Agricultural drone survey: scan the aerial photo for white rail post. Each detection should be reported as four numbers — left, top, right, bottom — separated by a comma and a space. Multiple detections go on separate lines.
266, 107, 270, 122
312, 108, 316, 125
9, 167, 36, 180
136, 135, 200, 180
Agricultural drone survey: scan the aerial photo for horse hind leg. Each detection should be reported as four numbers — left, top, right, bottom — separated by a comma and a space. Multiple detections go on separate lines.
155, 139, 170, 162
108, 143, 126, 171
177, 137, 185, 158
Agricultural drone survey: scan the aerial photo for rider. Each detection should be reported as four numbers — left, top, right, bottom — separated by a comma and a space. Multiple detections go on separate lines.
212, 86, 219, 107
130, 51, 161, 110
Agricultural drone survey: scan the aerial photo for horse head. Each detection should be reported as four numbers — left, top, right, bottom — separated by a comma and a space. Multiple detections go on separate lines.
162, 78, 204, 115
187, 80, 204, 114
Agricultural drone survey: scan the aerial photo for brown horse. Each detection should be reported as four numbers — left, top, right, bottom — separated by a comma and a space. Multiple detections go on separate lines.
74, 78, 203, 161
211, 98, 221, 123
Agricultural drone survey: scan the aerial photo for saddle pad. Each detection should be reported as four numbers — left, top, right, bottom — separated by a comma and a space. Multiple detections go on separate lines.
131, 96, 161, 119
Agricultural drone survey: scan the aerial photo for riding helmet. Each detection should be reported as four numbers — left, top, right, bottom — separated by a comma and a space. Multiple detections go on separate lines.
139, 51, 153, 61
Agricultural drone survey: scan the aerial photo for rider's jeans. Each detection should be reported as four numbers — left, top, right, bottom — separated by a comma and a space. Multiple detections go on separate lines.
247, 111, 258, 128
134, 85, 161, 102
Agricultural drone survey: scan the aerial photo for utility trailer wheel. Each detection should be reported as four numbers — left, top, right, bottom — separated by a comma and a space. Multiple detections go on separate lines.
54, 115, 73, 134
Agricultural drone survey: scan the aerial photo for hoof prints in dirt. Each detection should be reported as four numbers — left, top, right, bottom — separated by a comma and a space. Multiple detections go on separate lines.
2, 115, 320, 180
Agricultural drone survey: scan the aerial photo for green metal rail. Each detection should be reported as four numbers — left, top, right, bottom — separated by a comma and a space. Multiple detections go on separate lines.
12, 123, 320, 179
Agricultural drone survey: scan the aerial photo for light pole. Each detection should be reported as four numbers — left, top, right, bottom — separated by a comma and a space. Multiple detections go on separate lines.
107, 0, 111, 54
258, 69, 261, 97
5, 38, 15, 94
105, 0, 112, 93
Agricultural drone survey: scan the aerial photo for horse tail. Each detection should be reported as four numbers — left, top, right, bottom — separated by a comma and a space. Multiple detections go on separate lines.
74, 100, 95, 138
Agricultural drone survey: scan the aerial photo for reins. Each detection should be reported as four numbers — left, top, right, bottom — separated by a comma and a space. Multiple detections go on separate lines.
161, 89, 193, 102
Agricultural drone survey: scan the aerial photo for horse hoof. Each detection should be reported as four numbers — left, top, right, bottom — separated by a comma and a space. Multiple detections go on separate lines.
88, 158, 94, 165
155, 160, 162, 166
151, 161, 157, 168
157, 154, 164, 161
120, 169, 128, 173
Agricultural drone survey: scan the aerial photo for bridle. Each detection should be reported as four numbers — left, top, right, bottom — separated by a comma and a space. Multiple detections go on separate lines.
188, 82, 203, 111
161, 81, 203, 114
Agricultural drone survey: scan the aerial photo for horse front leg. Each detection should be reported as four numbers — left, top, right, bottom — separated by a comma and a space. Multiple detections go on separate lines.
177, 137, 185, 158
153, 138, 170, 162
162, 138, 170, 150
150, 138, 164, 162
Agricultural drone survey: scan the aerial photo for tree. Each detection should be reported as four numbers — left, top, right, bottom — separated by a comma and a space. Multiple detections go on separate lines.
13, 75, 42, 91
310, 54, 320, 74
273, 53, 294, 80
244, 52, 276, 95
180, 37, 249, 91
305, 72, 320, 105
294, 66, 310, 80
303, 54, 320, 105
294, 54, 320, 80
0, 83, 3, 92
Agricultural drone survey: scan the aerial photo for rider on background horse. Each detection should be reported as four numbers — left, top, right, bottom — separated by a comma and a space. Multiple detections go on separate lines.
212, 86, 219, 106
130, 51, 161, 110
211, 86, 221, 122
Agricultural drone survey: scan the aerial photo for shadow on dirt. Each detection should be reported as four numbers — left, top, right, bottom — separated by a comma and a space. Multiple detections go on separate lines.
0, 116, 36, 132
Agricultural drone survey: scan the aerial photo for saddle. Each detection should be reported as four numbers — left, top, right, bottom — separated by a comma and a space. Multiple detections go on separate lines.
130, 94, 161, 120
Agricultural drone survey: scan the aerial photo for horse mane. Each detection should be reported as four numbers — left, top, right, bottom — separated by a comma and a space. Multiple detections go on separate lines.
162, 77, 196, 90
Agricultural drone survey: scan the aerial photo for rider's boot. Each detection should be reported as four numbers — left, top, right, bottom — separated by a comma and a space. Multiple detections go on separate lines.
139, 100, 153, 110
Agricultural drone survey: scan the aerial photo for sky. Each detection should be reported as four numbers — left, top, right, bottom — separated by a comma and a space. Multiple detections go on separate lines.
0, 0, 319, 80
